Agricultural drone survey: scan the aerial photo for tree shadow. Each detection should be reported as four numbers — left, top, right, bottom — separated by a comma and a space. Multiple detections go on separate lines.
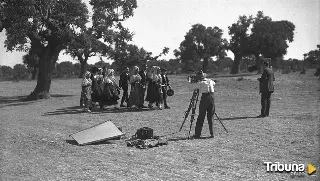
0, 95, 37, 108
43, 106, 155, 116
90, 107, 155, 114
219, 116, 257, 121
168, 135, 214, 142
43, 106, 84, 116
50, 94, 74, 98
0, 94, 74, 108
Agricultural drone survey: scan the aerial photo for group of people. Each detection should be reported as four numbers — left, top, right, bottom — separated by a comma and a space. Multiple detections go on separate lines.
80, 64, 171, 113
80, 61, 275, 139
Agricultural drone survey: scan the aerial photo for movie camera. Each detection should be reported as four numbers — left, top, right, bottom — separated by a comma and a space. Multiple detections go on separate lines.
187, 70, 204, 84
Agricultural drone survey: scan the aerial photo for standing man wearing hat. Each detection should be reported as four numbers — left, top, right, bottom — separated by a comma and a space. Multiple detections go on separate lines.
160, 68, 170, 109
119, 67, 130, 107
189, 70, 216, 138
257, 61, 275, 117
138, 64, 148, 108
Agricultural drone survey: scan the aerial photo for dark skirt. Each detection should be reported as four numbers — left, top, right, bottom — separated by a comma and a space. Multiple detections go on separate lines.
145, 82, 163, 104
100, 83, 120, 106
91, 78, 101, 102
128, 83, 143, 107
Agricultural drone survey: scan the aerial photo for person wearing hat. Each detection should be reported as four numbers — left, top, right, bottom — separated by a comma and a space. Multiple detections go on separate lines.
160, 68, 170, 109
119, 67, 130, 107
257, 61, 275, 117
189, 70, 216, 138
81, 71, 93, 113
138, 64, 148, 108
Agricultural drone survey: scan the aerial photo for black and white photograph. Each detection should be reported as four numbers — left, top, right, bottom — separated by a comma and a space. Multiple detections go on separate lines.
0, 0, 319, 180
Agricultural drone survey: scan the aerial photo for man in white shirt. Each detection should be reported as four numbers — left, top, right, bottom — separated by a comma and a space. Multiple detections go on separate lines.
189, 70, 216, 138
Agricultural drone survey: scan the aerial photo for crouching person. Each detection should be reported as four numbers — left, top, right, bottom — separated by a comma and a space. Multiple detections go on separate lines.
81, 71, 92, 113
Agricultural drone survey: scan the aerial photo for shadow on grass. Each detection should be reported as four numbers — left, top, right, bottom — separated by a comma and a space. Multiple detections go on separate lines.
0, 95, 36, 108
44, 106, 155, 116
168, 135, 214, 142
219, 116, 257, 121
43, 106, 85, 116
0, 94, 74, 108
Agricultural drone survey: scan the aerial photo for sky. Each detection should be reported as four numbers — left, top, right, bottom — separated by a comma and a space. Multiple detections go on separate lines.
0, 0, 319, 68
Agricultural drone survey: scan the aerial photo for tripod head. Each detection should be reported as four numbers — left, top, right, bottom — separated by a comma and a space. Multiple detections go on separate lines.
188, 69, 206, 84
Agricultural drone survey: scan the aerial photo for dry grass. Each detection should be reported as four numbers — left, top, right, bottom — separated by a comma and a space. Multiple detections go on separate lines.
0, 70, 319, 181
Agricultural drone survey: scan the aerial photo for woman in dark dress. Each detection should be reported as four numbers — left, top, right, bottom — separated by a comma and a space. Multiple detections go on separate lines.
145, 66, 163, 109
128, 66, 143, 110
100, 69, 120, 109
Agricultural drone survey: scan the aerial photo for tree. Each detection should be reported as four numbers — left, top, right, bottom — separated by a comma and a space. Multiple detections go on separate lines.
228, 11, 295, 74
65, 28, 110, 78
304, 45, 320, 67
13, 64, 28, 80
0, 65, 13, 80
176, 24, 227, 72
22, 49, 39, 79
228, 15, 253, 74
249, 11, 295, 73
0, 0, 137, 100
56, 61, 75, 78
0, 66, 3, 80
93, 57, 110, 69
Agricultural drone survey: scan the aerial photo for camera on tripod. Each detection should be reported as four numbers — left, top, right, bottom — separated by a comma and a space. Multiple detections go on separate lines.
187, 70, 204, 84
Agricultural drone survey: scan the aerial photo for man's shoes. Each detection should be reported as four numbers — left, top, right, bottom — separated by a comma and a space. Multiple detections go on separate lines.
141, 105, 147, 108
120, 104, 126, 107
191, 135, 200, 139
210, 134, 214, 138
257, 115, 266, 118
164, 106, 170, 109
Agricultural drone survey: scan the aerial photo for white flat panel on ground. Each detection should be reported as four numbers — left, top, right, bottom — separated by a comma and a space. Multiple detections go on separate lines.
70, 121, 124, 145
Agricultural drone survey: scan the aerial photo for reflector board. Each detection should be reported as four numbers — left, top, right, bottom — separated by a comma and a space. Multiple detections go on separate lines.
70, 120, 124, 145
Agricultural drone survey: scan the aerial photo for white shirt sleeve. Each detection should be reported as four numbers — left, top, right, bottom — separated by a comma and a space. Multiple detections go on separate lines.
209, 79, 215, 93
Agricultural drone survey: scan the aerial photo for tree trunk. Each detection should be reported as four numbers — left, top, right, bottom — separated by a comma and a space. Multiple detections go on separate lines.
254, 54, 262, 74
230, 54, 242, 74
79, 59, 87, 78
26, 44, 62, 100
202, 58, 209, 73
31, 65, 38, 80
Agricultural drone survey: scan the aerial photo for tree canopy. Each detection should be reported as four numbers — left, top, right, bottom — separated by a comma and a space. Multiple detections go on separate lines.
0, 0, 137, 100
175, 24, 227, 72
228, 11, 295, 74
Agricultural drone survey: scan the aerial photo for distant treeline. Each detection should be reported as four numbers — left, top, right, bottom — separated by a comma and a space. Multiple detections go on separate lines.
1, 56, 318, 81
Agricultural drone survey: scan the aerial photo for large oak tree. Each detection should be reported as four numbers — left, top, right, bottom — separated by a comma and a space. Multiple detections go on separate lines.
228, 11, 295, 74
0, 0, 137, 100
175, 24, 227, 72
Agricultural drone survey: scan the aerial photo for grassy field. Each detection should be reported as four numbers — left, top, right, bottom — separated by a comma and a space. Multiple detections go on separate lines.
0, 70, 319, 181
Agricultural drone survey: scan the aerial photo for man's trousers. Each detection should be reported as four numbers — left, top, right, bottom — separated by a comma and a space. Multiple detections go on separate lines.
121, 86, 129, 105
195, 93, 215, 137
261, 92, 272, 116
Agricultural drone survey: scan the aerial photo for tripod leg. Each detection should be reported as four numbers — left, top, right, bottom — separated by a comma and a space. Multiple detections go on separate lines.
179, 90, 197, 132
188, 121, 193, 139
215, 112, 228, 133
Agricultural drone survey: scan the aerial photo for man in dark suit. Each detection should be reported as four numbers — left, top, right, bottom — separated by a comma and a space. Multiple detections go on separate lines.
160, 68, 170, 109
138, 64, 148, 108
257, 61, 275, 118
119, 67, 130, 107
